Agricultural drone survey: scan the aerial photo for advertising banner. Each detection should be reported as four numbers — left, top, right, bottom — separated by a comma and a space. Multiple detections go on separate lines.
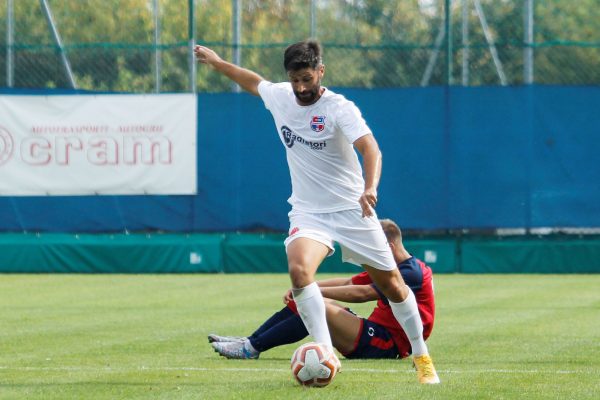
0, 94, 197, 195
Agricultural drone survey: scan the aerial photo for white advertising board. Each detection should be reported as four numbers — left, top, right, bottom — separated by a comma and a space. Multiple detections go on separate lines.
0, 94, 197, 195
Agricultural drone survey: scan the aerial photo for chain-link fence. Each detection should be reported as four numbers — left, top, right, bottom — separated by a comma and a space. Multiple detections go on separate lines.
0, 0, 598, 93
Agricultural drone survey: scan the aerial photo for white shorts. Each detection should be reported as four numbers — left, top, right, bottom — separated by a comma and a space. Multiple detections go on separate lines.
284, 208, 396, 271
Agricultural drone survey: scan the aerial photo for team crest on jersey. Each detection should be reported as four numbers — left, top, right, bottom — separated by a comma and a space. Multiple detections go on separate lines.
310, 116, 326, 132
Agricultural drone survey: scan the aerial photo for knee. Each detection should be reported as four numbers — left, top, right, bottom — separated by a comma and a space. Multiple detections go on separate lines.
288, 259, 313, 288
376, 276, 408, 303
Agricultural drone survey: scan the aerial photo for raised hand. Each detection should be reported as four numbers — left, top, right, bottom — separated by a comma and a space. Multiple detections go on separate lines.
194, 45, 222, 66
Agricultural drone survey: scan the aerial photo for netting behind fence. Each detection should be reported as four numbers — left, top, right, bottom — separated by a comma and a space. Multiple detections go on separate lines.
0, 0, 599, 92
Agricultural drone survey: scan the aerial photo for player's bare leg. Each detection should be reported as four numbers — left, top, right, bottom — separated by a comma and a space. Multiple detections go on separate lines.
324, 301, 362, 354
362, 265, 440, 384
287, 238, 334, 351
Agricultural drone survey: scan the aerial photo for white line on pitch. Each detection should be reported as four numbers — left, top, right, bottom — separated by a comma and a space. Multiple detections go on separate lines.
0, 366, 593, 374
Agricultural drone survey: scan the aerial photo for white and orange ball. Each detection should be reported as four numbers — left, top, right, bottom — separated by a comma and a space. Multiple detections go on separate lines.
290, 342, 338, 387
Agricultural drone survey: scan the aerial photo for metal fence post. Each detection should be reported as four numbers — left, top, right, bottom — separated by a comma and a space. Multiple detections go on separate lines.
524, 0, 534, 84
232, 0, 241, 92
420, 18, 445, 87
461, 0, 469, 86
39, 0, 76, 88
153, 0, 161, 93
310, 0, 316, 38
6, 0, 14, 87
188, 0, 197, 92
473, 0, 507, 85
445, 0, 453, 85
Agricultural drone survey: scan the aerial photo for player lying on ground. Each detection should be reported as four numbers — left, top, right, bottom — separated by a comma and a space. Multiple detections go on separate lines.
210, 219, 435, 361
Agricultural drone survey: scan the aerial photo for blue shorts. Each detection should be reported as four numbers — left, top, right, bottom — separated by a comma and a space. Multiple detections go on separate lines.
343, 318, 400, 359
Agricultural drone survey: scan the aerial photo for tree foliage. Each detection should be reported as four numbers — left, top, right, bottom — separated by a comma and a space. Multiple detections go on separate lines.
0, 0, 598, 92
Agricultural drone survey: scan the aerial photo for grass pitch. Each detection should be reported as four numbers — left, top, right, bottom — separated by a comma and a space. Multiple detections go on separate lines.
0, 273, 599, 399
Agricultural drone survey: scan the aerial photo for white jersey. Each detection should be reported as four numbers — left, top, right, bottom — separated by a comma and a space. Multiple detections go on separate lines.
258, 80, 371, 213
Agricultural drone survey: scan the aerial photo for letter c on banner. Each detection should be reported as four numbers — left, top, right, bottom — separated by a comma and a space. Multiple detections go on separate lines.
22, 137, 51, 165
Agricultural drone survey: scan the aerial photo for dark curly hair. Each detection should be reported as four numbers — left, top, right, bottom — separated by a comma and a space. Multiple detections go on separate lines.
283, 39, 322, 72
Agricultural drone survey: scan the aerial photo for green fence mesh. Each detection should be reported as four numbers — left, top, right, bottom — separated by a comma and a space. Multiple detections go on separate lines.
0, 0, 598, 93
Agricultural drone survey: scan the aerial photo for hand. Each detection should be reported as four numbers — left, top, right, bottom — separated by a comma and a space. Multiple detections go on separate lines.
194, 45, 222, 66
283, 289, 294, 304
359, 188, 378, 218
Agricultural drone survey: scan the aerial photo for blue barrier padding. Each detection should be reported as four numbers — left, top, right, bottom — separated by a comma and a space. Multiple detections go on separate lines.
0, 85, 598, 232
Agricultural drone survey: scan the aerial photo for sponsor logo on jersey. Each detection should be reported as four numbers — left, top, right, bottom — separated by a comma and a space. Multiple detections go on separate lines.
289, 227, 299, 236
280, 125, 326, 150
310, 116, 326, 132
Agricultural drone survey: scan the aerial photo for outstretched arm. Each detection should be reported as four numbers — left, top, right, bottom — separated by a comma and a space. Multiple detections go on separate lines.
283, 282, 379, 304
283, 276, 353, 304
320, 284, 379, 303
316, 277, 353, 287
194, 45, 264, 96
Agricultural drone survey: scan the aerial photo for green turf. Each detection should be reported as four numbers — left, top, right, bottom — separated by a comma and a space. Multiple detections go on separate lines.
0, 274, 599, 399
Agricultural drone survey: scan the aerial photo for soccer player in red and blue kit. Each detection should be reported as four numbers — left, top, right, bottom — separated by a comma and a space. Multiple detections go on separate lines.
210, 219, 435, 361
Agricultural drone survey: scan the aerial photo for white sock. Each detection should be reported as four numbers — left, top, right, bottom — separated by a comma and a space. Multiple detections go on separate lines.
389, 288, 428, 356
292, 282, 333, 349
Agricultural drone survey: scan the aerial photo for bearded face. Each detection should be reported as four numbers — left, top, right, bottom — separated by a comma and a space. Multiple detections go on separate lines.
288, 65, 325, 106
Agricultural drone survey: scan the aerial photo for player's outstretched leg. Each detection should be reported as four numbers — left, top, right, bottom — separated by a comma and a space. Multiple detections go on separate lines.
209, 306, 303, 347
207, 333, 246, 343
211, 339, 259, 359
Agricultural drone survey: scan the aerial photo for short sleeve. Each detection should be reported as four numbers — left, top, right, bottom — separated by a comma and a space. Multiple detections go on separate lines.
351, 271, 373, 285
336, 101, 372, 144
257, 80, 276, 111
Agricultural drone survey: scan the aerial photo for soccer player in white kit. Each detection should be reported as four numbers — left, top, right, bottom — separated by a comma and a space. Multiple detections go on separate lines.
194, 39, 439, 384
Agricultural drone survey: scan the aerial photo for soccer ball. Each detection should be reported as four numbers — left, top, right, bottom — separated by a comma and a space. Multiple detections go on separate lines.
290, 342, 338, 387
